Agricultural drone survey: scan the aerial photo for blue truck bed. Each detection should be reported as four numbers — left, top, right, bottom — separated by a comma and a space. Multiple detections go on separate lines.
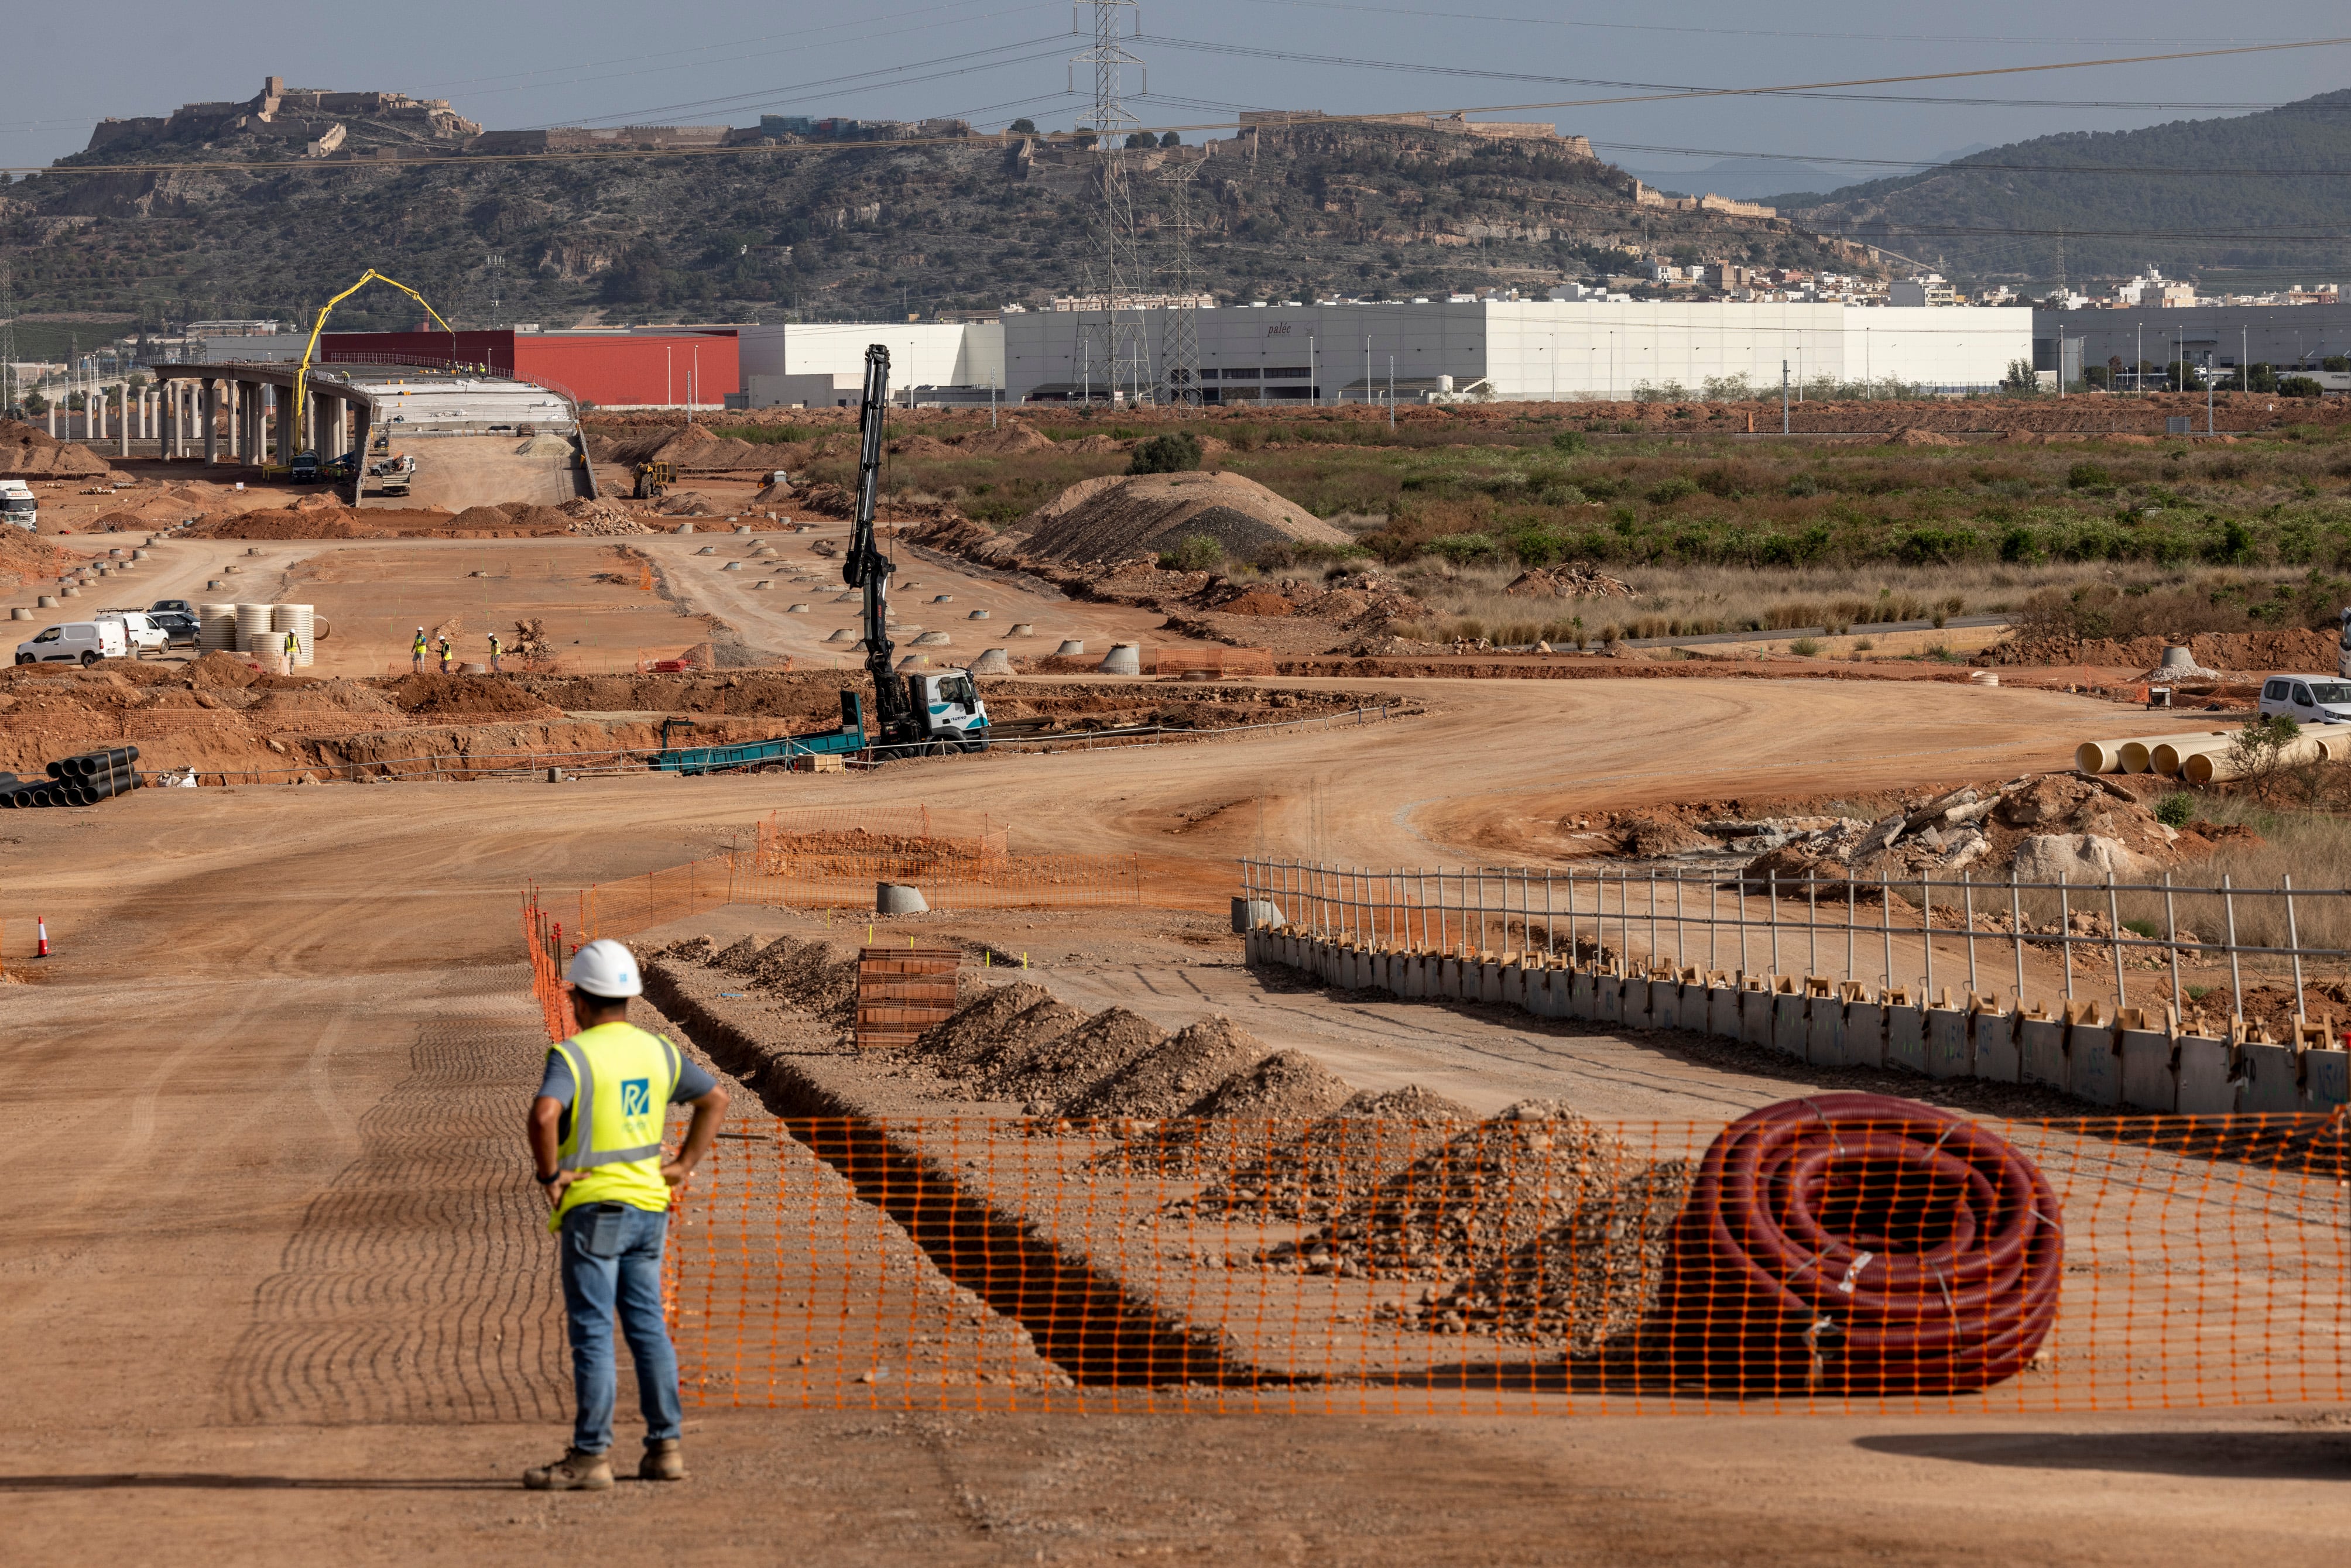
656, 692, 866, 776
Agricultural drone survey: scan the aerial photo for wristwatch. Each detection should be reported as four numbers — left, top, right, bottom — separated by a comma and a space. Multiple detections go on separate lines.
535, 1171, 559, 1185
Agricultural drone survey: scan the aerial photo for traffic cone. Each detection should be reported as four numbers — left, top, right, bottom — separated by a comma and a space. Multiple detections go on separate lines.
36, 916, 50, 959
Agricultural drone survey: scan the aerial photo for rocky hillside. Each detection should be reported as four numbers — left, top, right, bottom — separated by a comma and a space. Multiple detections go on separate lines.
2, 99, 1868, 328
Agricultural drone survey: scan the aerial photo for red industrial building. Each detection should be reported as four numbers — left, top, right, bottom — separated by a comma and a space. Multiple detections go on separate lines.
315, 328, 741, 408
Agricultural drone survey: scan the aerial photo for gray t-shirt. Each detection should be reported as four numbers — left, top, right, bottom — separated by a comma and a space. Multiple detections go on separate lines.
538, 1037, 718, 1141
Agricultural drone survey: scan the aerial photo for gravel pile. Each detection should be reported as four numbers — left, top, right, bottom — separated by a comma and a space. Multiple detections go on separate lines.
1267, 1100, 1637, 1283
1176, 1085, 1477, 1224
740, 935, 863, 1028
1099, 1049, 1358, 1176
1058, 1015, 1269, 1120
981, 1007, 1169, 1109
1390, 1160, 1694, 1354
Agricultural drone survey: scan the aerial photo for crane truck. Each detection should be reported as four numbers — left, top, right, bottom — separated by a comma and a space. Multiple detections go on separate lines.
657, 344, 989, 774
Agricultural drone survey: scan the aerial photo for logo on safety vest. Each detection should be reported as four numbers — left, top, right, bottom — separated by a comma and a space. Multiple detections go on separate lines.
622, 1078, 652, 1117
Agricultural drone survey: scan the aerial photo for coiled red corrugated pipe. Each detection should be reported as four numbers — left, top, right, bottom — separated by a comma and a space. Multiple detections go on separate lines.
1653, 1093, 2062, 1395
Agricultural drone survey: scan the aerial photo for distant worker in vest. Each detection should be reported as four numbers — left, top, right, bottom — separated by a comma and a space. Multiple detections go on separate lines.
412, 626, 429, 674
282, 627, 299, 668
437, 636, 453, 675
524, 938, 728, 1491
488, 630, 503, 674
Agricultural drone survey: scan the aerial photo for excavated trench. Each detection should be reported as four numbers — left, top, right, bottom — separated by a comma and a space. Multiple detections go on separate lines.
645, 966, 1244, 1387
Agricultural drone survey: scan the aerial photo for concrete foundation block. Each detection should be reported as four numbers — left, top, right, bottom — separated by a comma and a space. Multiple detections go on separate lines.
1807, 1000, 1845, 1065
2119, 1029, 2178, 1113
1499, 963, 1527, 1011
2020, 1019, 2068, 1090
1678, 982, 1713, 1032
1972, 1011, 2021, 1083
2302, 1047, 2348, 1112
2068, 1025, 2123, 1108
1439, 958, 1464, 1000
1569, 970, 1599, 1020
1738, 989, 1774, 1049
1886, 1005, 1928, 1075
2174, 1037, 2236, 1115
1532, 969, 1568, 1018
2239, 1042, 2303, 1114
1924, 1008, 1971, 1079
1597, 976, 1623, 1025
1622, 977, 1653, 1031
1651, 982, 1681, 1031
1843, 1003, 1888, 1069
1474, 962, 1499, 1004
1771, 994, 1809, 1058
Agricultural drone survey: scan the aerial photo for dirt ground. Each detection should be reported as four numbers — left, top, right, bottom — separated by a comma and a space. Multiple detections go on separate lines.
4, 675, 2345, 1562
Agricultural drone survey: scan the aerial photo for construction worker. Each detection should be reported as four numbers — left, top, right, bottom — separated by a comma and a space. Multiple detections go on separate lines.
525, 939, 728, 1491
412, 626, 429, 674
488, 630, 503, 674
437, 636, 453, 675
282, 627, 299, 668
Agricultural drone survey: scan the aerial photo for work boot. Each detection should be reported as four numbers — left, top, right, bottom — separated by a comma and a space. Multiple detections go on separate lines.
523, 1447, 613, 1491
639, 1438, 686, 1481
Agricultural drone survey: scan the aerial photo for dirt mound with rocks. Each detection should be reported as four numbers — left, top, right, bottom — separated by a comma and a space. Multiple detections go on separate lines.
1019, 471, 1351, 564
1989, 626, 2335, 673
0, 526, 70, 588
1884, 426, 1965, 447
1058, 1015, 1271, 1120
1177, 1085, 1478, 1224
596, 423, 786, 472
384, 673, 565, 721
1612, 809, 1713, 857
908, 981, 1083, 1081
0, 420, 109, 478
952, 422, 1055, 455
1504, 564, 1633, 600
1398, 1159, 1693, 1354
980, 1007, 1170, 1109
1270, 1101, 1637, 1284
186, 649, 263, 689
185, 506, 366, 539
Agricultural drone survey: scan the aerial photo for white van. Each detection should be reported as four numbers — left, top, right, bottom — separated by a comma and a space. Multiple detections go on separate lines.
0, 480, 36, 531
15, 620, 129, 667
94, 608, 169, 657
2257, 675, 2351, 725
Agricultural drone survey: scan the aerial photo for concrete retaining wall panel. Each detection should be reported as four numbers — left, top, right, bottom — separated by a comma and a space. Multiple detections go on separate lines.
1771, 994, 1808, 1058
1706, 985, 1743, 1041
1807, 1001, 1845, 1065
1569, 970, 1598, 1020
1925, 1008, 1970, 1079
2068, 1025, 2123, 1107
1597, 976, 1623, 1025
2174, 1037, 2236, 1114
2119, 1029, 2177, 1112
1886, 1005, 1927, 1075
1500, 963, 1527, 1011
1623, 977, 1654, 1030
1478, 962, 1502, 1005
1842, 1003, 1887, 1069
2240, 1043, 2302, 1113
1652, 982, 1681, 1031
1400, 955, 1427, 999
2302, 1047, 2348, 1111
1973, 1013, 2021, 1082
1739, 989, 1774, 1048
2020, 1019, 2068, 1090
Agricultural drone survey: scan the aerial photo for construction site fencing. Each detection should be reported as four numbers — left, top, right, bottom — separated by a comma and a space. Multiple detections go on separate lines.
520, 896, 2348, 1414
1238, 858, 2351, 1118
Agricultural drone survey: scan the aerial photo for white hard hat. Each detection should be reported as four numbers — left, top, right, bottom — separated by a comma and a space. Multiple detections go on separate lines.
566, 938, 643, 999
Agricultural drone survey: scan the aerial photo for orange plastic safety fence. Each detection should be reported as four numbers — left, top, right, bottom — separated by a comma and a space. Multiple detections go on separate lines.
650, 1106, 2349, 1416
572, 855, 741, 942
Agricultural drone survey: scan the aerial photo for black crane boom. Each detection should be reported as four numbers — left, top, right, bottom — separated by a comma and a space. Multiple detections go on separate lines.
842, 345, 918, 746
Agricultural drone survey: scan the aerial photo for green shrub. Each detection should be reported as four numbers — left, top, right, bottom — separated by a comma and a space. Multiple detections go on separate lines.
1425, 531, 1499, 564
1129, 431, 1203, 474
2154, 792, 2195, 828
2066, 461, 2115, 492
1549, 430, 1585, 454
1646, 475, 1700, 505
1156, 533, 1224, 571
2279, 376, 2324, 399
1789, 637, 1821, 656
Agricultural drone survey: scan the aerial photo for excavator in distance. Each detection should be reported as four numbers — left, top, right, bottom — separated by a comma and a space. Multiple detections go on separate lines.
655, 343, 988, 774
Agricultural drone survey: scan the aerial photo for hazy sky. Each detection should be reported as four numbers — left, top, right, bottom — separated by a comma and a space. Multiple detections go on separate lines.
5, 0, 2347, 182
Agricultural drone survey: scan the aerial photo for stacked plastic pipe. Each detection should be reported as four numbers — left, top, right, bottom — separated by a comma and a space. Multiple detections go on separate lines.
2075, 728, 2351, 784
0, 746, 142, 808
1650, 1093, 2063, 1394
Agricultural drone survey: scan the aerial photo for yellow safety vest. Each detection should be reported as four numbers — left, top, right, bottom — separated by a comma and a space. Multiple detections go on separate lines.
545, 1021, 683, 1232
413, 634, 427, 655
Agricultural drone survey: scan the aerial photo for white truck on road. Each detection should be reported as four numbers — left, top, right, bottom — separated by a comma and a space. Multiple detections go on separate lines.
0, 480, 37, 531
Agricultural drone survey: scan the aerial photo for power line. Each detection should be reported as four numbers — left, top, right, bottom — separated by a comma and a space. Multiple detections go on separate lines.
1591, 140, 2351, 179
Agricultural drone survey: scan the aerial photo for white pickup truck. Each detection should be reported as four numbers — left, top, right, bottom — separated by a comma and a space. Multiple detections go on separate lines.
0, 479, 36, 531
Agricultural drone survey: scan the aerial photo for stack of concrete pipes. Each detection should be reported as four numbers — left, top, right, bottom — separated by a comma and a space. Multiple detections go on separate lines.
2074, 728, 2351, 785
1243, 922, 2350, 1117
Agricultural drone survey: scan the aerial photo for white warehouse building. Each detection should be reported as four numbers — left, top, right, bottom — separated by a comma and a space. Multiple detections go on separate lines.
996, 300, 2033, 403
738, 320, 1004, 407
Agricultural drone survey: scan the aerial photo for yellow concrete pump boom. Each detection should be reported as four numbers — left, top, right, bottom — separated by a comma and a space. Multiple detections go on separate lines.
290, 269, 457, 436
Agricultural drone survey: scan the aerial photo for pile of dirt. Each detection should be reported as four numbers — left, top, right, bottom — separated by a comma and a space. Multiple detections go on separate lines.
597, 423, 786, 473
1019, 471, 1352, 564
383, 673, 566, 720
1060, 1016, 1274, 1120
1989, 626, 2335, 673
186, 649, 263, 690
560, 498, 654, 535
656, 491, 721, 517
1175, 1086, 1478, 1223
979, 1007, 1170, 1109
447, 505, 516, 530
184, 506, 366, 539
0, 420, 109, 478
1883, 427, 1965, 447
1396, 1159, 1693, 1353
909, 981, 1065, 1075
1504, 564, 1634, 601
1612, 809, 1713, 857
952, 422, 1055, 455
737, 934, 864, 1028
1270, 1101, 1637, 1284
1218, 590, 1296, 617
0, 526, 70, 588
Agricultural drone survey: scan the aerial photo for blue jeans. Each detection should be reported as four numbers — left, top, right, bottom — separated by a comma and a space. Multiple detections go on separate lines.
557, 1202, 682, 1454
